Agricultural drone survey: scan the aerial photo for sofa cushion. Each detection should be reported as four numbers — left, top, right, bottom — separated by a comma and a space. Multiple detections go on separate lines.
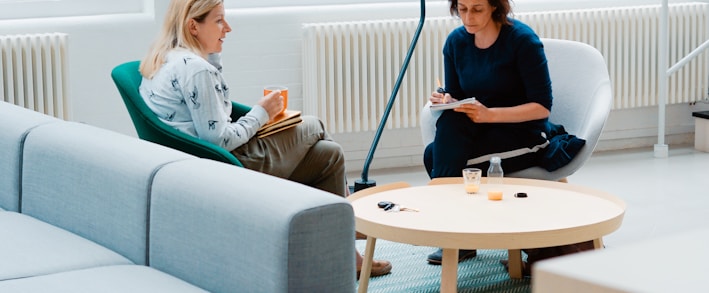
0, 102, 60, 212
20, 122, 195, 265
0, 265, 207, 292
149, 159, 356, 293
0, 212, 132, 281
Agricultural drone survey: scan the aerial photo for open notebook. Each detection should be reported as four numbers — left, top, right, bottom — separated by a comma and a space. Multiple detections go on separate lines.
256, 110, 302, 138
430, 97, 476, 111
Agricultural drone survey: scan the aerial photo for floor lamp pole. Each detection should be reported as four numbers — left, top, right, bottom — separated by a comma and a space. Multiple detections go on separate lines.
354, 0, 426, 192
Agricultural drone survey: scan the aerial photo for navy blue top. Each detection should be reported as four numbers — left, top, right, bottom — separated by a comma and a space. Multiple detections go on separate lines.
442, 18, 552, 131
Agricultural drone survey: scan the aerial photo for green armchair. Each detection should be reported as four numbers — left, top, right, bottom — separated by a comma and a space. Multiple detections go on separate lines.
111, 61, 248, 167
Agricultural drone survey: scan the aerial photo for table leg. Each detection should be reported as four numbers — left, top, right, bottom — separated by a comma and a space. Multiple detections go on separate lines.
594, 237, 604, 249
440, 248, 458, 293
507, 249, 523, 279
357, 236, 377, 293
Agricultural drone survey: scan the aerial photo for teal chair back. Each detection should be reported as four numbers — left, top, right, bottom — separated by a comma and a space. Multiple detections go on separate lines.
111, 61, 246, 167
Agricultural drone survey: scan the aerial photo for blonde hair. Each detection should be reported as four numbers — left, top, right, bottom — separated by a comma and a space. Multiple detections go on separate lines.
140, 0, 224, 78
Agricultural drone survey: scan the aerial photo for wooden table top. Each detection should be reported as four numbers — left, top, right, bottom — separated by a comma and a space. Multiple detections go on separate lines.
349, 178, 626, 250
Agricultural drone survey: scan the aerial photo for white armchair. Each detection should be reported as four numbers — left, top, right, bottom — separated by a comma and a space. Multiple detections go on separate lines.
420, 38, 613, 181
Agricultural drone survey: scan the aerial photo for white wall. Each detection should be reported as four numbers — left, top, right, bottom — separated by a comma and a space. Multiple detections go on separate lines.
0, 2, 165, 137
1, 0, 708, 174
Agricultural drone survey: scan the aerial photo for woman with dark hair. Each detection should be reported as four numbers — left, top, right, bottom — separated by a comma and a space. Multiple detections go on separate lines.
424, 0, 551, 183
424, 0, 593, 274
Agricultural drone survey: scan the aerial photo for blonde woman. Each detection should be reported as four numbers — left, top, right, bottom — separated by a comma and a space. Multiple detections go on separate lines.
139, 0, 391, 278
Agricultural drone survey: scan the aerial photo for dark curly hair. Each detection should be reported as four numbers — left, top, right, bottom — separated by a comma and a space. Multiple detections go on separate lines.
448, 0, 512, 26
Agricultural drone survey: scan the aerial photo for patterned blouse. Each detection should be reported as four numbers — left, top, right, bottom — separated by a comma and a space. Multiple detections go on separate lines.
139, 49, 268, 151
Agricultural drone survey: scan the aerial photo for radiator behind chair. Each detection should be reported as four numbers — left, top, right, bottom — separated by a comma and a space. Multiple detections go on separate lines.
1, 33, 70, 119
302, 3, 709, 134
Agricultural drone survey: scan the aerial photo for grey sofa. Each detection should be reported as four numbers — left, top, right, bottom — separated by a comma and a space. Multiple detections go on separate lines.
0, 101, 356, 292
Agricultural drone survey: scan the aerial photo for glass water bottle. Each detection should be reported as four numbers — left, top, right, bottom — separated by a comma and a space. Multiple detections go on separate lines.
487, 156, 504, 184
486, 156, 504, 200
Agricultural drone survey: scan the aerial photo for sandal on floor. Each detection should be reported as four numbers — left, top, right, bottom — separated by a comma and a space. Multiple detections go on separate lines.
357, 259, 392, 279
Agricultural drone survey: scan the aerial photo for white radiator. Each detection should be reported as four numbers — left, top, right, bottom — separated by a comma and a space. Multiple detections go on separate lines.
1, 33, 70, 119
302, 3, 709, 134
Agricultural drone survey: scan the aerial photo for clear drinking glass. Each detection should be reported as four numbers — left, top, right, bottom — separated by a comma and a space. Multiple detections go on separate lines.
462, 168, 482, 194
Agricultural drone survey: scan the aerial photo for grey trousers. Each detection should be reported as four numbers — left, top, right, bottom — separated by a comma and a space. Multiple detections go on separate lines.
231, 115, 347, 197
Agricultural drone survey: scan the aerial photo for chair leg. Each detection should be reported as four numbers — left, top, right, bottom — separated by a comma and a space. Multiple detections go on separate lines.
558, 177, 568, 183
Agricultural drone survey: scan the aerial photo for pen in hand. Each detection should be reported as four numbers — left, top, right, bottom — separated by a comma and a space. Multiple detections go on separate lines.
436, 78, 448, 103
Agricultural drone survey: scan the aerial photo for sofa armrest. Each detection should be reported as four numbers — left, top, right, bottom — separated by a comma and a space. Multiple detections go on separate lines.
149, 159, 355, 293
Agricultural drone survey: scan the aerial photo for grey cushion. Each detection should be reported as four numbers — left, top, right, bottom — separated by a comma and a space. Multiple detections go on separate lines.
20, 122, 195, 265
149, 159, 356, 293
0, 102, 59, 212
0, 212, 132, 281
0, 265, 207, 293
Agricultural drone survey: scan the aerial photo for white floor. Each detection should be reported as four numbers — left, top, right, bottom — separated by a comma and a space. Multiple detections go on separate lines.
347, 144, 709, 248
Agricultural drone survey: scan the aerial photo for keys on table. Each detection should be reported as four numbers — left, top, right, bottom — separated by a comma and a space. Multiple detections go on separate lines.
377, 201, 419, 212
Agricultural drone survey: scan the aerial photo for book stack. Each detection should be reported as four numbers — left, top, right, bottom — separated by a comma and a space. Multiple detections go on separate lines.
256, 110, 303, 138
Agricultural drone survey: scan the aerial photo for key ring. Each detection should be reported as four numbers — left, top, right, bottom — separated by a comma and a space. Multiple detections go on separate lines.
377, 201, 419, 212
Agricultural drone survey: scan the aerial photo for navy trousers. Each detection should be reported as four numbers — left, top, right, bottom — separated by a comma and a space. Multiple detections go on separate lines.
424, 110, 548, 178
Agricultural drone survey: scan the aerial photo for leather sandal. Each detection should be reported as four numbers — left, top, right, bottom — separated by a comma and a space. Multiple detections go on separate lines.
356, 259, 392, 279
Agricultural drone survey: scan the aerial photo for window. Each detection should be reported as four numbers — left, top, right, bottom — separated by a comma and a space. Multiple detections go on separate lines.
0, 0, 143, 20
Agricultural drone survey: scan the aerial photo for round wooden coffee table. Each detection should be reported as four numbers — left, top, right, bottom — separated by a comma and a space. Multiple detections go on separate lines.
349, 178, 626, 293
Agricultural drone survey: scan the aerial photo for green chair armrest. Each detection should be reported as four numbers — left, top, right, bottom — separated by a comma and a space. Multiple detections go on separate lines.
112, 61, 244, 167
230, 101, 252, 121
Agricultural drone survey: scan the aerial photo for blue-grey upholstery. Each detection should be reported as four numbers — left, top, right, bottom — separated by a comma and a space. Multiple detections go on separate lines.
0, 102, 59, 212
21, 122, 194, 265
0, 265, 207, 292
150, 159, 356, 293
0, 212, 131, 281
0, 100, 355, 292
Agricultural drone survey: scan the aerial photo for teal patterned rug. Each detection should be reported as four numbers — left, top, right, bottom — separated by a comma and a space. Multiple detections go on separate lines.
356, 240, 530, 293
